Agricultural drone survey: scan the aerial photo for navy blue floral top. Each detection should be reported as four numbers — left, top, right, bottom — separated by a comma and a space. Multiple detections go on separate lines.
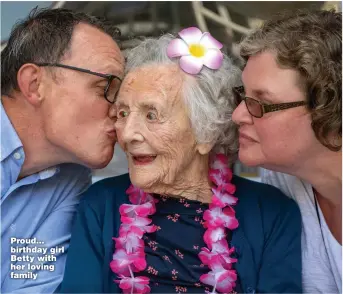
140, 194, 242, 293
59, 174, 302, 293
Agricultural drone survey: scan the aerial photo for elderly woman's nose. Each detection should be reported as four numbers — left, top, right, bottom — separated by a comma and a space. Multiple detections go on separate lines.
232, 102, 253, 125
121, 114, 145, 143
109, 105, 117, 121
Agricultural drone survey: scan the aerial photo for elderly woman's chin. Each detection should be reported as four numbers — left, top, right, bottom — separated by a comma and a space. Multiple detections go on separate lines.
128, 170, 158, 191
127, 159, 160, 191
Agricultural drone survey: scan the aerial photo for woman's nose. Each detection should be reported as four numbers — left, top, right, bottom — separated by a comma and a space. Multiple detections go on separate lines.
120, 114, 145, 143
108, 105, 117, 121
232, 101, 253, 125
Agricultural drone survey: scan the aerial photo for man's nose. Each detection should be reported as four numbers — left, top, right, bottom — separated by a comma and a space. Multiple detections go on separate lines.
232, 101, 253, 125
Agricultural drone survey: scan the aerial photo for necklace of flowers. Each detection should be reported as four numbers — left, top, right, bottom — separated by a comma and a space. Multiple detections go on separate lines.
110, 153, 239, 294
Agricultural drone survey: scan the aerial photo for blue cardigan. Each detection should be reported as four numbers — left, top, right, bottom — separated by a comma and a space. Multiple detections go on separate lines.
59, 174, 302, 293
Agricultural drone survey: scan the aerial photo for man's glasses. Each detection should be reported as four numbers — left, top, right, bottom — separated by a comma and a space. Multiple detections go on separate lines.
233, 86, 307, 118
35, 63, 122, 103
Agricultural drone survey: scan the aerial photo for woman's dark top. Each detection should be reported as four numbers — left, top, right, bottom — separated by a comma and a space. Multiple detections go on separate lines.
59, 174, 302, 293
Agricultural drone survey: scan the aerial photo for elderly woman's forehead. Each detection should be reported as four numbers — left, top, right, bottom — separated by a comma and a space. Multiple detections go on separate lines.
124, 64, 183, 90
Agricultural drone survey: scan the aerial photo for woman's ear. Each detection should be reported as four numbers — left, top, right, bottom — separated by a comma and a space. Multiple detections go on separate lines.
196, 142, 214, 155
17, 63, 43, 106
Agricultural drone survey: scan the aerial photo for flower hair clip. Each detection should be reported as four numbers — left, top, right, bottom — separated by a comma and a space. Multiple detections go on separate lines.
167, 27, 223, 75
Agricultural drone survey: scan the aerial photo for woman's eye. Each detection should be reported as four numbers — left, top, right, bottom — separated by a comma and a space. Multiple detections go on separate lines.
118, 110, 129, 118
146, 111, 157, 121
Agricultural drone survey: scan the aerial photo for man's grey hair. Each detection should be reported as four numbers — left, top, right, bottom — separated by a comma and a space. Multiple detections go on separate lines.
125, 34, 241, 162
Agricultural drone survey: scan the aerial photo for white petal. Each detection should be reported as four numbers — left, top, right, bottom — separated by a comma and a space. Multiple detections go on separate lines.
203, 49, 224, 70
178, 27, 203, 45
179, 55, 203, 75
167, 38, 189, 58
200, 32, 223, 49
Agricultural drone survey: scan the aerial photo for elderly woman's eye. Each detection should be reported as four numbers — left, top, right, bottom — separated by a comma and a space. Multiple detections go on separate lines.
146, 111, 157, 121
118, 110, 129, 118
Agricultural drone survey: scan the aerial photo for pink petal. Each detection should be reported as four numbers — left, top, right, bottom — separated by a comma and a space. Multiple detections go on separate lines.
121, 216, 152, 226
216, 271, 237, 293
179, 55, 203, 75
134, 276, 150, 284
167, 38, 190, 58
203, 49, 223, 70
222, 183, 236, 194
136, 202, 156, 216
209, 170, 226, 187
200, 32, 223, 49
133, 257, 147, 272
204, 227, 226, 249
212, 188, 238, 207
198, 248, 212, 265
211, 153, 228, 168
178, 27, 203, 45
200, 273, 215, 287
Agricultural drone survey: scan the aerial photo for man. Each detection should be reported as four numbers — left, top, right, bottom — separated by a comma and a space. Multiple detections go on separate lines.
232, 9, 341, 293
1, 8, 124, 293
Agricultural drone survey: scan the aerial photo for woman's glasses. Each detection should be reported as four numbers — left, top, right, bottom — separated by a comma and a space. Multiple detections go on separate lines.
233, 86, 307, 118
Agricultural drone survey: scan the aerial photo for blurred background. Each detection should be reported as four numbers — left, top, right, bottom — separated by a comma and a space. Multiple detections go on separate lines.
1, 1, 341, 182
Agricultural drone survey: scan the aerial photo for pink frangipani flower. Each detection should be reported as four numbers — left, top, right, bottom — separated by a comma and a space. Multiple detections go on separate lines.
167, 27, 223, 74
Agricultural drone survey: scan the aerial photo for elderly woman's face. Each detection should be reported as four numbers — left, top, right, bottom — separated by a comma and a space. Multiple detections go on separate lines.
115, 64, 201, 189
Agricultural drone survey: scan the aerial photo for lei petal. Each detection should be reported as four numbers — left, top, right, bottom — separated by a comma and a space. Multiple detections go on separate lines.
211, 188, 238, 207
116, 275, 151, 294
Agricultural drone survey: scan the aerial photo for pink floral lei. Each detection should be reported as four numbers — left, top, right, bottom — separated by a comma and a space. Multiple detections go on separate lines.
110, 153, 239, 293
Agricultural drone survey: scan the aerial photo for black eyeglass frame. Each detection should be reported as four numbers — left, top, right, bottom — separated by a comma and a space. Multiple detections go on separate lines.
233, 86, 307, 118
35, 63, 122, 103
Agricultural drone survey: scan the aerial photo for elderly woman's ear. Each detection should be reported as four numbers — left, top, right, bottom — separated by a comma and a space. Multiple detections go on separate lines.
196, 142, 215, 155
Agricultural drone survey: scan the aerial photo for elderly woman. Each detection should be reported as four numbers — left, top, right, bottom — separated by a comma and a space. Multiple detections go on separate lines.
60, 29, 301, 294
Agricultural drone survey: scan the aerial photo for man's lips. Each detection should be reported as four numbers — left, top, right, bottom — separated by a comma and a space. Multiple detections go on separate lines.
106, 129, 117, 139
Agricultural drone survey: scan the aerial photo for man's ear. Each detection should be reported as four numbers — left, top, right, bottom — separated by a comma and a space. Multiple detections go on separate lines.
196, 142, 214, 155
17, 63, 44, 106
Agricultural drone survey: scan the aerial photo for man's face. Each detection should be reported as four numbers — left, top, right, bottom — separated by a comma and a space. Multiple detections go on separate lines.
232, 51, 320, 173
40, 23, 124, 168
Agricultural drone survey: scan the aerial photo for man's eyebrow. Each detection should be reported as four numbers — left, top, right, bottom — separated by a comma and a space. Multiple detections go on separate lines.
97, 65, 122, 77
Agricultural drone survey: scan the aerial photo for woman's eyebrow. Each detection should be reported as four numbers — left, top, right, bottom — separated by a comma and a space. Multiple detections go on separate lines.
251, 89, 276, 103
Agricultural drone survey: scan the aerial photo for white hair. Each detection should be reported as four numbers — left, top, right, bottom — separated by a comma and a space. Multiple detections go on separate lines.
125, 34, 241, 162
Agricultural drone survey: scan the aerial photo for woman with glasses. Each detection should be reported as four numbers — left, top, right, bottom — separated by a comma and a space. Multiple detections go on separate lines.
232, 9, 341, 294
60, 30, 302, 293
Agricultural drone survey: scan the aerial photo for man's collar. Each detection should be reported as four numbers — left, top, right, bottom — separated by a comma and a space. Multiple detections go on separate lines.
1, 102, 23, 162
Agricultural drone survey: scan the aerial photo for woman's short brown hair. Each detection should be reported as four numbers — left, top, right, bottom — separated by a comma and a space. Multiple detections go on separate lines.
240, 9, 342, 151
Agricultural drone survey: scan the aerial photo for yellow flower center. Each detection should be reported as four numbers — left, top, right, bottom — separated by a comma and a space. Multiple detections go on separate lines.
189, 44, 206, 58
